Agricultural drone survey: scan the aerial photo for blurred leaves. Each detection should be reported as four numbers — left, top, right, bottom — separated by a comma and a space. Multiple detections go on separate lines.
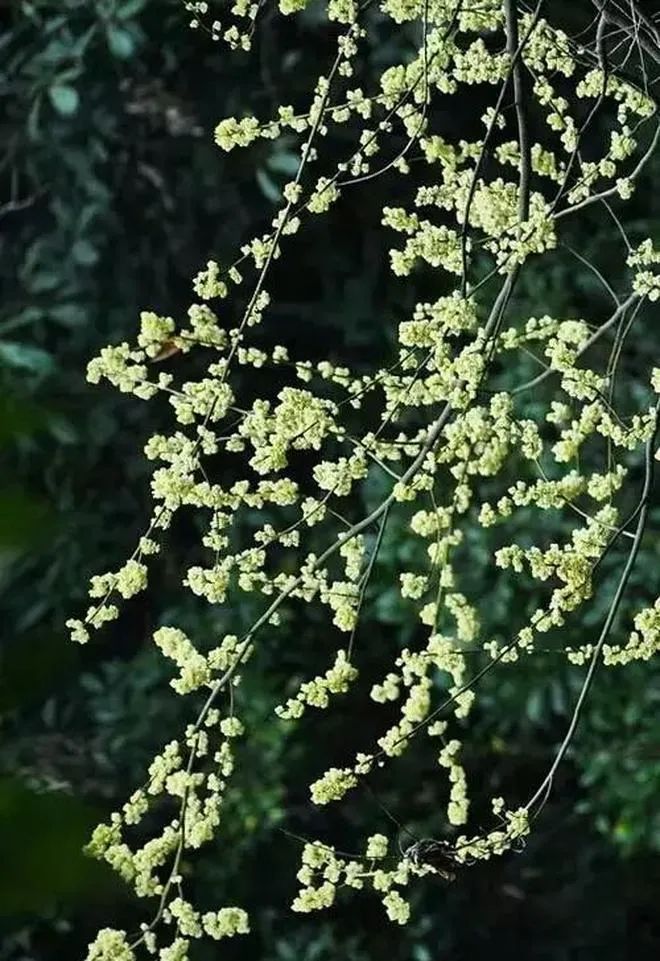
0, 487, 55, 556
0, 777, 109, 915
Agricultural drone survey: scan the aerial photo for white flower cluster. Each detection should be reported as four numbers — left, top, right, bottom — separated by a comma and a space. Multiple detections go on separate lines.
276, 649, 358, 719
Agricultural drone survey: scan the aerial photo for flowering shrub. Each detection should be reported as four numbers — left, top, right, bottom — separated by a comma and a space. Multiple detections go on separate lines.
68, 1, 660, 957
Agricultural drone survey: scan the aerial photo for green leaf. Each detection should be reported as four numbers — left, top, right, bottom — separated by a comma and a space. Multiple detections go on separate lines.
27, 93, 42, 139
118, 0, 147, 18
48, 84, 79, 116
27, 271, 59, 294
106, 25, 135, 59
256, 168, 281, 204
48, 303, 88, 327
0, 341, 54, 374
266, 151, 301, 177
72, 238, 99, 266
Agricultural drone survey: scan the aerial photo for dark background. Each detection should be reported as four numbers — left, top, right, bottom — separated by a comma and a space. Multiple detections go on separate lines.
2, 2, 660, 959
